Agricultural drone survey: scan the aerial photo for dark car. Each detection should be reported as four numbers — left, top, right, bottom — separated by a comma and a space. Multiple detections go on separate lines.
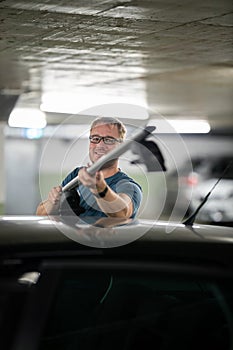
0, 215, 233, 350
163, 154, 233, 225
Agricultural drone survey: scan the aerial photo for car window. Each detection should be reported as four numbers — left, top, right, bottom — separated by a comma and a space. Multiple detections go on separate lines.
0, 278, 32, 350
36, 270, 233, 350
1, 264, 233, 350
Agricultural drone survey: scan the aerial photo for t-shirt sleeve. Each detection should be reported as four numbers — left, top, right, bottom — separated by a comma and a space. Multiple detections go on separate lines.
114, 179, 142, 218
62, 167, 79, 187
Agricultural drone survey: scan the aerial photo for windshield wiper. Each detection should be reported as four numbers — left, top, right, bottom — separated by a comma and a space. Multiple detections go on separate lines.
183, 160, 233, 227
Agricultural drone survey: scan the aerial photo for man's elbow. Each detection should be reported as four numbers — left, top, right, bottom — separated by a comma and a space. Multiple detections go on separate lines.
107, 205, 133, 219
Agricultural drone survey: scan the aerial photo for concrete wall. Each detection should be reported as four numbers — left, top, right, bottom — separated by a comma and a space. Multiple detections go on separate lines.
0, 124, 5, 214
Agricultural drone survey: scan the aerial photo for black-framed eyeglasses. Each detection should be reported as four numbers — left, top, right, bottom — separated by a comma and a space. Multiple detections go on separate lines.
89, 135, 123, 145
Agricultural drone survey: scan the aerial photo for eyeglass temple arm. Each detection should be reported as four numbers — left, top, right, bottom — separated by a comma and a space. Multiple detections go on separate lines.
62, 126, 155, 192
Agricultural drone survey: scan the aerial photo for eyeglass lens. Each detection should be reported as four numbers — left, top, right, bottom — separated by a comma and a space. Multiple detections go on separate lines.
90, 136, 120, 144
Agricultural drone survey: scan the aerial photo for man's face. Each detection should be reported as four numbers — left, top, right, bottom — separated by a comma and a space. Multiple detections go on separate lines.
89, 124, 121, 164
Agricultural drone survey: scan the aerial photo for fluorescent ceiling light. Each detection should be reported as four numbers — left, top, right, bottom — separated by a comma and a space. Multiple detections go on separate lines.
149, 119, 211, 134
168, 119, 210, 133
40, 91, 148, 117
8, 108, 47, 129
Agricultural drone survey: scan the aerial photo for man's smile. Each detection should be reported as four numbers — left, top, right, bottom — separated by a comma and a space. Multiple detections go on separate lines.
94, 148, 108, 156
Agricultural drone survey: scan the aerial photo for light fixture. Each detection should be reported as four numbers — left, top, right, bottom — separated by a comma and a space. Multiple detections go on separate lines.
168, 119, 211, 134
8, 108, 47, 129
23, 128, 44, 139
40, 91, 148, 117
148, 119, 211, 134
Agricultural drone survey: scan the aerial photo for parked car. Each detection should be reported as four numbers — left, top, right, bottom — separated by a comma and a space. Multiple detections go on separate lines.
163, 155, 233, 225
0, 215, 233, 350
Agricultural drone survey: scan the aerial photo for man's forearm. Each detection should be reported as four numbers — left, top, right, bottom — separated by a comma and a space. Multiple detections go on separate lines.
93, 186, 133, 218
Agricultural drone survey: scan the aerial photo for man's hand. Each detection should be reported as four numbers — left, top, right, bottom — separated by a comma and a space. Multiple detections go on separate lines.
78, 166, 106, 192
36, 186, 62, 215
78, 166, 133, 218
48, 186, 62, 205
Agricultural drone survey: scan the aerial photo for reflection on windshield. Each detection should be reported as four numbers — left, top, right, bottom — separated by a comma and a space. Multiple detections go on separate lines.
53, 215, 145, 249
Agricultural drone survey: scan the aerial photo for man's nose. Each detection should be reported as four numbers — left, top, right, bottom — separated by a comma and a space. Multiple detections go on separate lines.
98, 138, 106, 145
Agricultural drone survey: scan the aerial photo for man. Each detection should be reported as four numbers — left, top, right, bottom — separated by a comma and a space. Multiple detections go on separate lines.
36, 117, 142, 219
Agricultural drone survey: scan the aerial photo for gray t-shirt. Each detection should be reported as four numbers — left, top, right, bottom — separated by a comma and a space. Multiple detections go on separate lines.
62, 167, 142, 218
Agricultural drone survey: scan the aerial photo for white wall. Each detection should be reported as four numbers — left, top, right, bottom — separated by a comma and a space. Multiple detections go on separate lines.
5, 138, 40, 214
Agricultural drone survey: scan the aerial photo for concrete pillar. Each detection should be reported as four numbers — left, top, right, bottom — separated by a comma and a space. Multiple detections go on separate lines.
0, 123, 5, 214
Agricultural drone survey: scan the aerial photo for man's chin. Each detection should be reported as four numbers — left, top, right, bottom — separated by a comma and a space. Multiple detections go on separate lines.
91, 154, 117, 168
100, 159, 118, 170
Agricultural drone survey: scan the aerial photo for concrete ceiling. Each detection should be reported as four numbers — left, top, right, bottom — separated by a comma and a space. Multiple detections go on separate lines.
0, 0, 233, 132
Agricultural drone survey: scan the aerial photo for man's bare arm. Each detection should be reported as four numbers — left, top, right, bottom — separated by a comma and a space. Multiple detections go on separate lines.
93, 188, 133, 218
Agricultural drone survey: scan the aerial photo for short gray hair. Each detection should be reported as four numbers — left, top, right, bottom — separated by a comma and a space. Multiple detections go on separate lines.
90, 117, 126, 139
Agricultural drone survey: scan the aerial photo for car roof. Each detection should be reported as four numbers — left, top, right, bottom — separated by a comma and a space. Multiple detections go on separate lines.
0, 215, 232, 242
0, 216, 233, 269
